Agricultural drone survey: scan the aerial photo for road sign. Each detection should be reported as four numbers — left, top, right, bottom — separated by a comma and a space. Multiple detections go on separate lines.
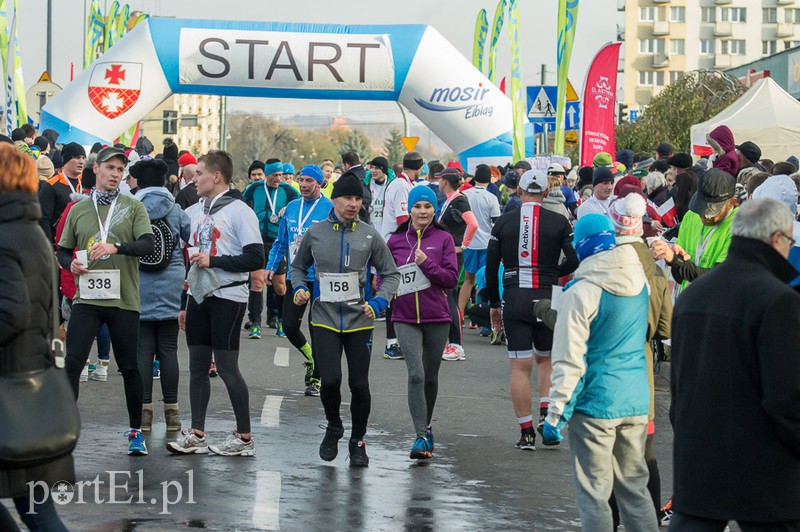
565, 101, 581, 131
566, 79, 579, 102
400, 136, 419, 152
527, 86, 557, 123
629, 109, 639, 122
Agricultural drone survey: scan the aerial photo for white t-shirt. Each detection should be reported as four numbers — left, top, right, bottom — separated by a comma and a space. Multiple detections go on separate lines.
463, 185, 501, 250
369, 178, 389, 233
380, 174, 413, 241
576, 195, 614, 219
187, 197, 262, 303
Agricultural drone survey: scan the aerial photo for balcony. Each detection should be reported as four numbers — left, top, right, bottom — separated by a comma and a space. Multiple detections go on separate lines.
777, 22, 795, 37
652, 21, 670, 35
714, 21, 733, 36
652, 53, 670, 68
715, 54, 733, 68
715, 0, 732, 4
652, 0, 669, 3
777, 0, 794, 5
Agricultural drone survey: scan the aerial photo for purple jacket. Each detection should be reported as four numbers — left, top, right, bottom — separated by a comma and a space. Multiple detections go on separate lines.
387, 224, 459, 324
709, 125, 739, 177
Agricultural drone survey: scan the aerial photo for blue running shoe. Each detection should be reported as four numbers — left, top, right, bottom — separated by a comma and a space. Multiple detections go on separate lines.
426, 426, 435, 451
249, 323, 262, 340
128, 430, 148, 456
275, 321, 286, 338
479, 327, 491, 337
153, 359, 160, 380
410, 436, 432, 460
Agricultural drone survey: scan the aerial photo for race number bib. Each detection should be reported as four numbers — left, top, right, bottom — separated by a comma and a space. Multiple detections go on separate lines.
395, 263, 431, 297
79, 270, 121, 300
319, 272, 360, 303
288, 236, 302, 264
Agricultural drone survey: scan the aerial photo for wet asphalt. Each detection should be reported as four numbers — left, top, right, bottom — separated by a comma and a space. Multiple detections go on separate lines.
4, 321, 674, 531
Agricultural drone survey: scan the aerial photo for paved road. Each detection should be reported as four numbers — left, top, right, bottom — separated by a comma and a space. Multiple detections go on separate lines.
4, 321, 674, 531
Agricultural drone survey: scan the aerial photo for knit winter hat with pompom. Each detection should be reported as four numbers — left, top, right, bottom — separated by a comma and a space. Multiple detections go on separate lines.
610, 193, 647, 237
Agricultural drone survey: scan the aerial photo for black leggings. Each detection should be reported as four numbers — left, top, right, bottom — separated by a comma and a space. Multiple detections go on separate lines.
314, 327, 373, 440
283, 280, 319, 380
137, 319, 180, 404
448, 252, 465, 344
65, 304, 143, 429
186, 296, 251, 433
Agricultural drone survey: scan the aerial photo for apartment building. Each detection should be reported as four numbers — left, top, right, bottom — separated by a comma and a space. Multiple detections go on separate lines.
138, 94, 221, 156
622, 0, 800, 110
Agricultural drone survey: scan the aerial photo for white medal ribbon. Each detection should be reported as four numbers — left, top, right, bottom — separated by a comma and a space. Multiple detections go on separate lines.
264, 182, 279, 223
64, 174, 82, 195
92, 192, 118, 244
298, 196, 321, 230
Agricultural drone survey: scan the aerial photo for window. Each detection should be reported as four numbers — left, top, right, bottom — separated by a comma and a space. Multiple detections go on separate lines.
701, 7, 716, 23
721, 7, 747, 22
700, 38, 715, 55
670, 7, 685, 22
785, 40, 800, 50
721, 39, 746, 55
763, 8, 777, 23
163, 111, 178, 135
670, 39, 685, 55
670, 71, 684, 84
639, 7, 656, 22
787, 9, 800, 24
763, 40, 777, 55
639, 71, 665, 87
639, 38, 665, 54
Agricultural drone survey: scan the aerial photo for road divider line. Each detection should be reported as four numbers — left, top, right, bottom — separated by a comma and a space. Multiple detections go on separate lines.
274, 347, 290, 367
252, 470, 281, 530
260, 395, 283, 427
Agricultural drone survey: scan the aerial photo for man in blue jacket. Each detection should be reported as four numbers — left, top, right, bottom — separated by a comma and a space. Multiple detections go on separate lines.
267, 165, 333, 397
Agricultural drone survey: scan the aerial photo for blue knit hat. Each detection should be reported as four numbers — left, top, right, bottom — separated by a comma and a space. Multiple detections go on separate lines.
299, 164, 323, 184
283, 163, 295, 175
408, 185, 438, 209
573, 213, 617, 261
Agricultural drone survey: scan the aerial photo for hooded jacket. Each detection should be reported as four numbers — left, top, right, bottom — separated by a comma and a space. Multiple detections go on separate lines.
291, 211, 400, 333
708, 125, 739, 177
387, 223, 459, 324
542, 187, 570, 219
135, 187, 191, 320
546, 245, 650, 429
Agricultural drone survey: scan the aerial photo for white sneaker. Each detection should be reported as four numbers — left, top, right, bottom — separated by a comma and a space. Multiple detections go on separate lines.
166, 430, 209, 454
89, 361, 109, 381
442, 343, 466, 361
80, 364, 89, 382
209, 432, 256, 457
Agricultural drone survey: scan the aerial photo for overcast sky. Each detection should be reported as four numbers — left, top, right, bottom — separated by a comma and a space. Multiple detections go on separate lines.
16, 0, 617, 123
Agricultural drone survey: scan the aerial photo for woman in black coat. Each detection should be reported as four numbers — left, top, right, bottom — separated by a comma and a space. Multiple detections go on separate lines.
0, 144, 73, 531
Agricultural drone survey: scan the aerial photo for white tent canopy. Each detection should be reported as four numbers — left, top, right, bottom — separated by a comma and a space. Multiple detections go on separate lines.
691, 77, 800, 162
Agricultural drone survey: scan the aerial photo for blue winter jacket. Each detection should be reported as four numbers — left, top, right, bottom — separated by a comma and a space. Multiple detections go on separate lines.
268, 194, 334, 283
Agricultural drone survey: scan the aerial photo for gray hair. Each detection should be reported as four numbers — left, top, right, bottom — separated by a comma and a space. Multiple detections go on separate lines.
731, 198, 793, 244
644, 171, 666, 192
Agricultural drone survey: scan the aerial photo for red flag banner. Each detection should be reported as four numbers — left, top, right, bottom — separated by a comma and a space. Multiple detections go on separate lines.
579, 42, 622, 167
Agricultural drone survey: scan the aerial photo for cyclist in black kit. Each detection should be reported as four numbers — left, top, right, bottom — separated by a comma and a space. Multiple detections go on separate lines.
486, 170, 579, 450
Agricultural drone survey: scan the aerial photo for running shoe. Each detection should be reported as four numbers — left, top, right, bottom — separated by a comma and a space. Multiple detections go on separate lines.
266, 317, 278, 329
89, 362, 108, 382
479, 327, 491, 337
243, 321, 252, 331
275, 322, 286, 338
468, 322, 478, 329
305, 378, 321, 397
515, 429, 536, 451
348, 439, 369, 467
80, 364, 89, 382
128, 430, 148, 456
209, 360, 218, 378
490, 330, 506, 346
209, 432, 256, 457
166, 429, 209, 455
319, 425, 345, 461
249, 323, 262, 339
410, 436, 433, 460
88, 364, 97, 372
442, 343, 465, 361
153, 359, 161, 380
658, 499, 673, 527
426, 426, 435, 451
384, 344, 404, 360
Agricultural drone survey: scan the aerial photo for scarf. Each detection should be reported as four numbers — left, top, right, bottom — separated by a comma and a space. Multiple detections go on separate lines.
95, 189, 120, 206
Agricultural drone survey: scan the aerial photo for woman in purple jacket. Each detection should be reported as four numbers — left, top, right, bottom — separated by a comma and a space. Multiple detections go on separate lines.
388, 186, 459, 460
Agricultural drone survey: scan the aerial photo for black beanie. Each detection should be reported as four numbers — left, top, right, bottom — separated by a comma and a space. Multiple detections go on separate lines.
331, 174, 363, 199
248, 160, 265, 177
474, 164, 492, 183
577, 166, 594, 187
592, 167, 614, 186
403, 151, 424, 171
61, 142, 86, 164
129, 159, 168, 189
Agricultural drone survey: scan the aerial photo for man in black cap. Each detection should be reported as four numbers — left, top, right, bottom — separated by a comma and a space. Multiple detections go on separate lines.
651, 168, 738, 289
367, 156, 391, 232
736, 141, 765, 175
340, 151, 372, 225
576, 167, 615, 219
38, 141, 87, 244
656, 143, 673, 160
668, 153, 693, 176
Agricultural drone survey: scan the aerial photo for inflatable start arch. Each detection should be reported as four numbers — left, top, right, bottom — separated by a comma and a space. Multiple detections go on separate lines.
41, 18, 532, 165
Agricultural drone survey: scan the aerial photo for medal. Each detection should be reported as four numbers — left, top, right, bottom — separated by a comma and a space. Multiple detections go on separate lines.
270, 213, 279, 224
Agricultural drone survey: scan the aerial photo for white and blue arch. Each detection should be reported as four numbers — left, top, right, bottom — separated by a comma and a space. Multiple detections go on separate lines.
41, 18, 535, 166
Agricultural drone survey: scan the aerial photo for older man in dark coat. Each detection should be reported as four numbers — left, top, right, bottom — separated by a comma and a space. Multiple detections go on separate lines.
670, 198, 800, 530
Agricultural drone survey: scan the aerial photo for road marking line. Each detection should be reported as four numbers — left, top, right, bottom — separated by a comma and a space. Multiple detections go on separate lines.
260, 395, 283, 427
274, 347, 290, 367
252, 470, 281, 530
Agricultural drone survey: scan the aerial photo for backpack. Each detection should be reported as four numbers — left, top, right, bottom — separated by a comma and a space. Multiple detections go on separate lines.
139, 217, 176, 272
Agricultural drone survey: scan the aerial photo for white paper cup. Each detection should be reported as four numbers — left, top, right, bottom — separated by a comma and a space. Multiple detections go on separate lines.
75, 250, 88, 264
645, 236, 661, 247
187, 246, 200, 258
